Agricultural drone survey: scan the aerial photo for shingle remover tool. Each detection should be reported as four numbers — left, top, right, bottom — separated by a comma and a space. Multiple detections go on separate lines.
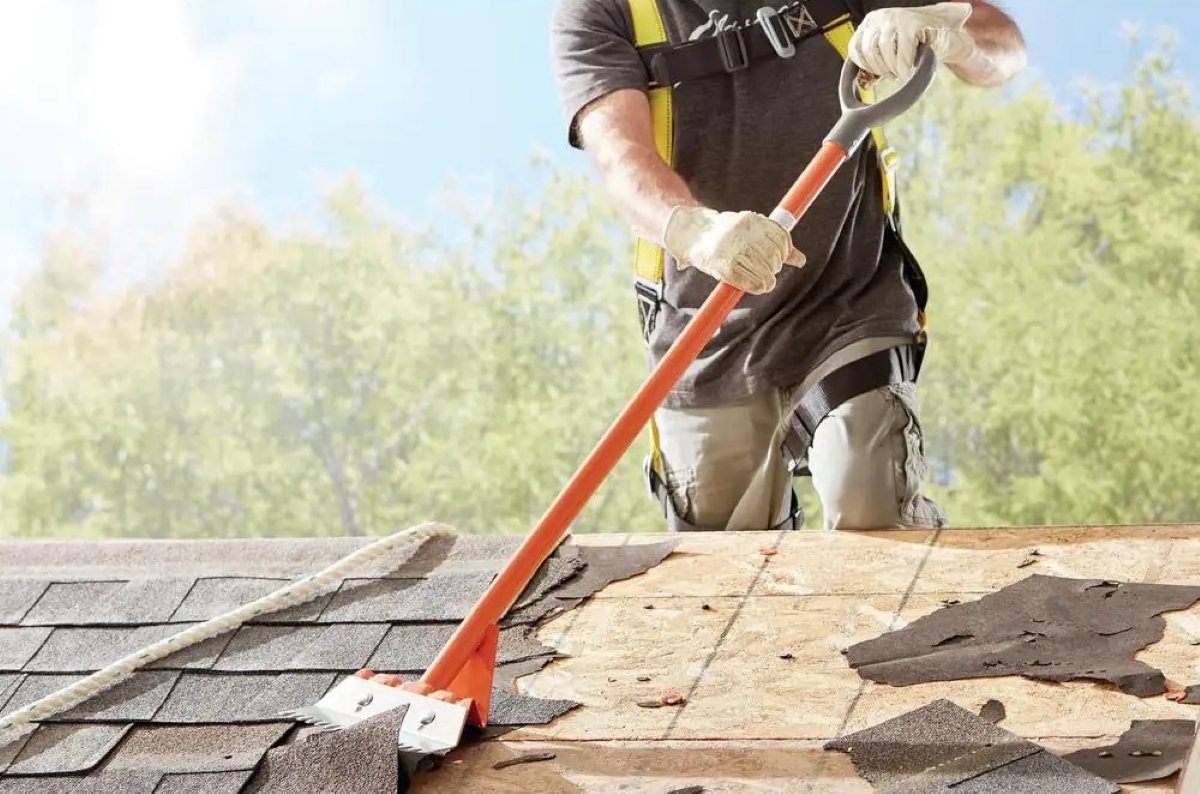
282, 43, 940, 783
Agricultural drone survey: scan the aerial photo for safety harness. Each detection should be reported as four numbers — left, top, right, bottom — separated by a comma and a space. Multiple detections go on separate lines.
628, 0, 931, 530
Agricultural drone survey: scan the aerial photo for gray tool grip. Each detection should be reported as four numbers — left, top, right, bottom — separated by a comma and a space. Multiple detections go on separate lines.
826, 43, 937, 152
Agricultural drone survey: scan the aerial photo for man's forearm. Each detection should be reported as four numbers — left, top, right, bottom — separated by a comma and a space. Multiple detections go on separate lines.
951, 1, 1026, 86
589, 139, 700, 244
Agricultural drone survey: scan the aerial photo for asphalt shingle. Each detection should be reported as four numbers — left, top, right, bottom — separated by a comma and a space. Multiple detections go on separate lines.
154, 672, 337, 723
102, 723, 292, 774
212, 624, 388, 672
21, 580, 195, 627
317, 572, 497, 623
2, 672, 178, 722
0, 532, 677, 792
0, 581, 49, 627
3, 723, 130, 776
24, 627, 231, 674
170, 578, 332, 624
0, 629, 51, 672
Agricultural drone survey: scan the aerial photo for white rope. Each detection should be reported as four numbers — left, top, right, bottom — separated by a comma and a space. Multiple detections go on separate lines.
0, 520, 457, 744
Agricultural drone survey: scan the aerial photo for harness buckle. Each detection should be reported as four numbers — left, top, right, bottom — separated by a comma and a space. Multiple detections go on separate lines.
755, 7, 796, 59
633, 276, 665, 342
715, 27, 750, 73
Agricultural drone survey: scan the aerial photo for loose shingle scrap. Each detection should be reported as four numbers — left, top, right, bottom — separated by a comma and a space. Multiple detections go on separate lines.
843, 575, 1200, 697
824, 699, 1119, 793
1060, 719, 1198, 784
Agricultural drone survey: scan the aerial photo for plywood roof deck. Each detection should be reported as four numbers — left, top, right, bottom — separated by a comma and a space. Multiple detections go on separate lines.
424, 524, 1200, 793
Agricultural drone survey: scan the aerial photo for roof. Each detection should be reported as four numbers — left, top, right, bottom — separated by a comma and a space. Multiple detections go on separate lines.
412, 525, 1200, 793
0, 531, 677, 793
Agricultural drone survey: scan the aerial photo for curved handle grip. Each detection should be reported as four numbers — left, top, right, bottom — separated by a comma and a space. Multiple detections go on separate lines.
826, 43, 937, 152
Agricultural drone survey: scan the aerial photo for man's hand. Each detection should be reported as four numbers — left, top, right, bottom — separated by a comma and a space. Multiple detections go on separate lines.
662, 206, 805, 295
849, 2, 976, 82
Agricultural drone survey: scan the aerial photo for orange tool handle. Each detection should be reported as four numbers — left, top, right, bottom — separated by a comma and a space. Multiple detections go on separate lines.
418, 45, 940, 694
418, 142, 847, 692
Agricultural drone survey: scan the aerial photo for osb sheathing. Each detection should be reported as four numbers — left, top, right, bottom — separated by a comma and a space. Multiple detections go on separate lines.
422, 525, 1200, 793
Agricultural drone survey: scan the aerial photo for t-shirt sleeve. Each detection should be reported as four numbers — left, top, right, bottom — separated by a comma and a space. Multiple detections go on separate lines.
549, 0, 651, 149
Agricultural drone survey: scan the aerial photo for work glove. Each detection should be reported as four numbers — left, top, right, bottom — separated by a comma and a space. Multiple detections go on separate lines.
661, 206, 805, 295
848, 1, 976, 82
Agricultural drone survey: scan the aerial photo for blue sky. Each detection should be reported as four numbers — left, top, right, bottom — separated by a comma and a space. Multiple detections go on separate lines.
1, 1, 1198, 311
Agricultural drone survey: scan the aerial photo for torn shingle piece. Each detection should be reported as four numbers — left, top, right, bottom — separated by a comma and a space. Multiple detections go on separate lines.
0, 629, 51, 672
551, 540, 678, 599
512, 557, 587, 611
824, 699, 1119, 793
365, 624, 557, 674
102, 723, 292, 774
3, 672, 178, 722
154, 672, 336, 723
241, 706, 407, 794
170, 578, 331, 624
488, 687, 579, 726
25, 626, 231, 674
21, 580, 194, 626
1060, 719, 1198, 784
4, 723, 130, 776
0, 581, 49, 626
978, 698, 1006, 724
317, 572, 496, 623
154, 770, 255, 794
843, 575, 1200, 697
494, 656, 557, 689
211, 624, 388, 672
501, 596, 585, 627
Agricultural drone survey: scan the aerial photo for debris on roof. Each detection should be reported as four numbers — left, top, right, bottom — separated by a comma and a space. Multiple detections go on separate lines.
1059, 718, 1198, 785
823, 698, 1120, 793
0, 533, 677, 792
841, 574, 1200, 697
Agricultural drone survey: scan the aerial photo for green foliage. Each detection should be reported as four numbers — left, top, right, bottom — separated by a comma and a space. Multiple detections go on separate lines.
886, 33, 1200, 525
0, 159, 661, 538
3, 35, 1199, 538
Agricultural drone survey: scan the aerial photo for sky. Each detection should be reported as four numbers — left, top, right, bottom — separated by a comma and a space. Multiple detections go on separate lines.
1, 0, 1198, 313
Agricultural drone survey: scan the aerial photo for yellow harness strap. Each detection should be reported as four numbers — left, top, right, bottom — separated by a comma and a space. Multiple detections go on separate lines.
626, 0, 905, 481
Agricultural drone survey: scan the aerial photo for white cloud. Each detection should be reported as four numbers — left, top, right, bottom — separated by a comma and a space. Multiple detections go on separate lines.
0, 0, 243, 294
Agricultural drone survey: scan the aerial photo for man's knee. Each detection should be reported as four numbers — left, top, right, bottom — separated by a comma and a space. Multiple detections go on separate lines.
647, 393, 795, 531
808, 382, 948, 531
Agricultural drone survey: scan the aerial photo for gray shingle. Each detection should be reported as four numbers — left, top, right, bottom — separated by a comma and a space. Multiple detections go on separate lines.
2, 672, 178, 722
154, 770, 255, 794
25, 627, 231, 674
0, 777, 80, 793
366, 623, 557, 673
212, 624, 387, 672
170, 578, 331, 624
0, 674, 22, 712
69, 769, 160, 793
317, 572, 495, 623
489, 687, 579, 726
393, 534, 525, 577
0, 581, 49, 626
0, 630, 51, 673
4, 723, 130, 775
241, 705, 407, 794
102, 723, 292, 774
154, 672, 336, 723
21, 580, 194, 626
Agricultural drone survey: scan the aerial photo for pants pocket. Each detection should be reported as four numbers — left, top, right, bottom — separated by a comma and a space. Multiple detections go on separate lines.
884, 382, 949, 528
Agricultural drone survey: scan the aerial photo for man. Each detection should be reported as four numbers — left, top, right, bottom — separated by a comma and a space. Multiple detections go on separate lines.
550, 1, 1025, 531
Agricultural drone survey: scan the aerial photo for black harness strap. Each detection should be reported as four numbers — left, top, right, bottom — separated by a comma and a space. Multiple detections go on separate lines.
637, 0, 853, 88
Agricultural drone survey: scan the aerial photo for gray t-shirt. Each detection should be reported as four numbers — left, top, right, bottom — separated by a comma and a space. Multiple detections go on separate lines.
550, 0, 935, 410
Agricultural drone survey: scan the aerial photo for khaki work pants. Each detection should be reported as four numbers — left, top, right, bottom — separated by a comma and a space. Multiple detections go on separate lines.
649, 336, 948, 532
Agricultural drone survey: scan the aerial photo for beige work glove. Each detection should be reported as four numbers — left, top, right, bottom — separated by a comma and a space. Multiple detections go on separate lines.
661, 206, 805, 295
848, 1, 976, 82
